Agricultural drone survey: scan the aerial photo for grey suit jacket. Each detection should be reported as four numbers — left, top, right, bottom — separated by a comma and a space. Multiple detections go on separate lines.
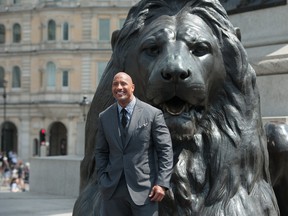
95, 98, 173, 205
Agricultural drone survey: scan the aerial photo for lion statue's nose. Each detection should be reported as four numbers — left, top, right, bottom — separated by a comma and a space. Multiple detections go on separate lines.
160, 51, 192, 82
161, 69, 191, 82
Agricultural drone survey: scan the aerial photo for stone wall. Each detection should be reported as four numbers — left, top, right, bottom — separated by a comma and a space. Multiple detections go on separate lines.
30, 155, 82, 197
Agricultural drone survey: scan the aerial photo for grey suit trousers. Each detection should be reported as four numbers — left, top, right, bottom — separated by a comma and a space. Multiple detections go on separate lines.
100, 172, 158, 216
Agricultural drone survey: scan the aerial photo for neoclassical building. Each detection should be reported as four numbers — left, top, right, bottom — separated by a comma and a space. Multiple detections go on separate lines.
0, 0, 287, 164
0, 0, 138, 162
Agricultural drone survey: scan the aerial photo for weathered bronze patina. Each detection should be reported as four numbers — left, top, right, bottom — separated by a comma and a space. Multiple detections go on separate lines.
73, 0, 280, 215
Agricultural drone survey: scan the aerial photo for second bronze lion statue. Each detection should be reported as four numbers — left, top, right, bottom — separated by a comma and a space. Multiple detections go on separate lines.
73, 0, 279, 215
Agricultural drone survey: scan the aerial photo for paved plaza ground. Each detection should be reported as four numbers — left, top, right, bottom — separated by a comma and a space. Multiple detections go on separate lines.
0, 185, 76, 216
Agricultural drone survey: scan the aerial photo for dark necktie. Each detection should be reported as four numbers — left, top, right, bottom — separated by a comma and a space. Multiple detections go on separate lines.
121, 108, 128, 128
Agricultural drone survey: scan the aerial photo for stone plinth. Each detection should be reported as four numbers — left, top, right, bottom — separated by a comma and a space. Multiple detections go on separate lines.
30, 155, 83, 197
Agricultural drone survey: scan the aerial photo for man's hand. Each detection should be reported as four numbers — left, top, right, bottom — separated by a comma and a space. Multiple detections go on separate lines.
149, 185, 166, 202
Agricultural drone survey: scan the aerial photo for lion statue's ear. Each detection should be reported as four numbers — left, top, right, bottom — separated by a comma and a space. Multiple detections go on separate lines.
111, 30, 120, 51
234, 27, 241, 41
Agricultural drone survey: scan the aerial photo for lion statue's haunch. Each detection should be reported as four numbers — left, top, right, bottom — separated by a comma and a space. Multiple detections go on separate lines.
73, 0, 280, 215
265, 122, 288, 216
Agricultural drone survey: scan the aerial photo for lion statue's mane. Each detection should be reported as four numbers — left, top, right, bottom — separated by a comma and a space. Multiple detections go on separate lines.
73, 0, 279, 215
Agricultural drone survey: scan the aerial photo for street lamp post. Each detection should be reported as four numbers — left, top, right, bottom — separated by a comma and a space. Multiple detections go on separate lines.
2, 79, 7, 153
77, 96, 90, 156
3, 79, 7, 121
80, 96, 90, 121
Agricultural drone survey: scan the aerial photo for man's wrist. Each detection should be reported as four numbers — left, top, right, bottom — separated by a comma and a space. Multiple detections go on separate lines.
158, 185, 169, 191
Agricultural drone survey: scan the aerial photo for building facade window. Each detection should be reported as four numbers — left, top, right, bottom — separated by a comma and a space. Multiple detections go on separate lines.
13, 23, 21, 43
0, 66, 5, 88
0, 24, 5, 44
97, 62, 107, 84
62, 22, 69, 41
99, 19, 110, 41
48, 20, 56, 41
47, 62, 56, 87
12, 66, 21, 88
62, 70, 69, 87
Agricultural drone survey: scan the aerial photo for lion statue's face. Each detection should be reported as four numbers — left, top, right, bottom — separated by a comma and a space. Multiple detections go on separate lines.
124, 13, 226, 141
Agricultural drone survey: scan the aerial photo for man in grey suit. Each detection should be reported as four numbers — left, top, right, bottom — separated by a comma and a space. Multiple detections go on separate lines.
95, 72, 173, 216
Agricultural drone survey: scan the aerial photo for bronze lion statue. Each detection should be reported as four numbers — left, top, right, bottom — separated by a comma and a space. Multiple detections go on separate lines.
73, 0, 280, 215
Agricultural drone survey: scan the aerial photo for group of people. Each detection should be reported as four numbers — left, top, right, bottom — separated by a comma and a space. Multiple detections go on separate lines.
0, 151, 30, 192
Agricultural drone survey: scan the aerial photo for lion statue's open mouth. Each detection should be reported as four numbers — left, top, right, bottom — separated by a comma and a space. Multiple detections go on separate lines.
158, 96, 206, 141
158, 96, 205, 141
161, 97, 205, 117
163, 97, 187, 116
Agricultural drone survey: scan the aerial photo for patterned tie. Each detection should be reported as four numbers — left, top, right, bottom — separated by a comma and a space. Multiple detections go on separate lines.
121, 108, 128, 128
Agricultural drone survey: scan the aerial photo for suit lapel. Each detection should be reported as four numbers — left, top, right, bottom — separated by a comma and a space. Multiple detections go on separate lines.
124, 100, 143, 148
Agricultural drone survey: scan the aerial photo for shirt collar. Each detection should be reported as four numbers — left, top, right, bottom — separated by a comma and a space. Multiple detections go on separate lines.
117, 96, 136, 115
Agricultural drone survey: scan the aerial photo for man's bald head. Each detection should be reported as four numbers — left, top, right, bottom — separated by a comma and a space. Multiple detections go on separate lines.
112, 72, 135, 107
